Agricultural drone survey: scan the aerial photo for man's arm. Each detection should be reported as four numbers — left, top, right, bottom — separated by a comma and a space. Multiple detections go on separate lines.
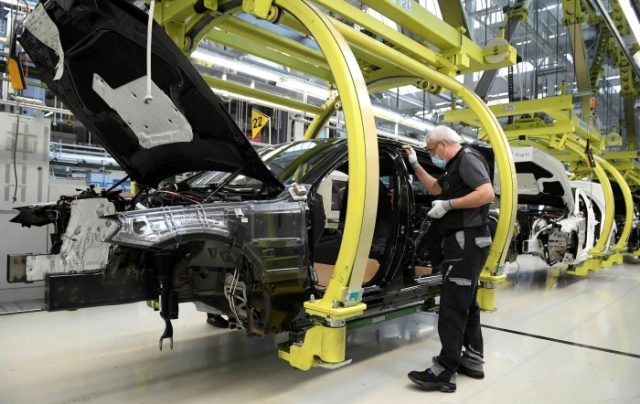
427, 181, 494, 219
449, 182, 494, 209
414, 165, 443, 196
403, 145, 442, 195
451, 151, 495, 208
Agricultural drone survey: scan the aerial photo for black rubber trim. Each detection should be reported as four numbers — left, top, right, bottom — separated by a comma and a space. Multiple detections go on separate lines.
482, 323, 640, 359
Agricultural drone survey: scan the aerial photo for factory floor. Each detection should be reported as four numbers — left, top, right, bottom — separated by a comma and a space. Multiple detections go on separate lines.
1, 263, 640, 404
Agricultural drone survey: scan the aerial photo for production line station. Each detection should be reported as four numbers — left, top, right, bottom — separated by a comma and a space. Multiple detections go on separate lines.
1, 0, 640, 402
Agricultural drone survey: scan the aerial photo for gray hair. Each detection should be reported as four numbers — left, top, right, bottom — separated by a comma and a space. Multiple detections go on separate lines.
426, 125, 462, 144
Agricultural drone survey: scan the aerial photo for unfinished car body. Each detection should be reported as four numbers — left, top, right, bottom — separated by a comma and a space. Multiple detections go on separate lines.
9, 0, 505, 350
10, 136, 453, 340
499, 147, 610, 271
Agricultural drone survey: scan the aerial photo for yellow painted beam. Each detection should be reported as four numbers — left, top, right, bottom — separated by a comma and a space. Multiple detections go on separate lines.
309, 0, 456, 74
597, 159, 634, 253
603, 151, 639, 160
446, 96, 604, 149
201, 75, 324, 114
358, 0, 516, 70
303, 97, 337, 140
205, 29, 333, 80
571, 115, 603, 149
444, 95, 574, 125
502, 122, 576, 139
218, 16, 330, 69
303, 76, 424, 140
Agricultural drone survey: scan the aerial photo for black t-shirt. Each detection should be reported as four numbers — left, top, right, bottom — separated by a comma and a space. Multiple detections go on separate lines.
435, 147, 491, 232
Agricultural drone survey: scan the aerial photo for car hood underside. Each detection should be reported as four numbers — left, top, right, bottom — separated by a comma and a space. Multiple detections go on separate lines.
19, 0, 282, 192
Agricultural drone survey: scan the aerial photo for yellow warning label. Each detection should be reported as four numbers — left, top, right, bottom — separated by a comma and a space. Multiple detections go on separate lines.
251, 109, 270, 139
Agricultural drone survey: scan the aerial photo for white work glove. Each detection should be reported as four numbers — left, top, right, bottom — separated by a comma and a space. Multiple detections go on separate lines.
403, 145, 420, 169
428, 199, 452, 219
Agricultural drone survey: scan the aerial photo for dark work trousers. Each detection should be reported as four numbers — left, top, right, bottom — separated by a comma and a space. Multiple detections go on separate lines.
437, 225, 491, 373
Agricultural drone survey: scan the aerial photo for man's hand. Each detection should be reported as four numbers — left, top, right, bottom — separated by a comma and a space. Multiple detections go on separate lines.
403, 145, 420, 169
428, 199, 451, 218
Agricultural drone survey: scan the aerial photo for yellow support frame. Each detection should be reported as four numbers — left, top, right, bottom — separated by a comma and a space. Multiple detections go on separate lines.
248, 0, 379, 371
151, 0, 519, 367
358, 0, 517, 72
445, 95, 604, 149
154, 0, 516, 78
301, 76, 421, 140
269, 16, 517, 310
216, 16, 330, 70
309, 0, 455, 73
201, 74, 324, 114
321, 23, 517, 310
301, 73, 518, 302
597, 159, 633, 267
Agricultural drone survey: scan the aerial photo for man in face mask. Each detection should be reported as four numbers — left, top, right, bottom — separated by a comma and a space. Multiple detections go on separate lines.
402, 125, 495, 393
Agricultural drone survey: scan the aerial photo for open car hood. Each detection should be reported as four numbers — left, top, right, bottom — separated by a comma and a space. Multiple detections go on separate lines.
19, 0, 283, 191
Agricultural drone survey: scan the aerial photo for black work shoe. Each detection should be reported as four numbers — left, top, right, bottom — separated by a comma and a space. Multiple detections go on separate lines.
407, 368, 456, 392
457, 363, 485, 379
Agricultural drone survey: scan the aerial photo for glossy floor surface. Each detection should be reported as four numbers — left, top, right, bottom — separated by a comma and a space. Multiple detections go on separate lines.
2, 263, 640, 403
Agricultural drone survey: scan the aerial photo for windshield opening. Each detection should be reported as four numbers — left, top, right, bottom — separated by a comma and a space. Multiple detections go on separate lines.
186, 139, 344, 190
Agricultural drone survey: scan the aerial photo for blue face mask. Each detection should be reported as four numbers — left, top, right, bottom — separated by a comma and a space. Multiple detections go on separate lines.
432, 155, 447, 169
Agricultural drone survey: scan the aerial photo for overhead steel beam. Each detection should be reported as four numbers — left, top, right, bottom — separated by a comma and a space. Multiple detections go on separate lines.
445, 95, 575, 125
217, 16, 329, 69
475, 0, 531, 100
562, 0, 593, 120
307, 0, 456, 73
445, 95, 604, 147
355, 0, 517, 72
624, 95, 638, 151
587, 0, 640, 79
589, 28, 609, 92
437, 0, 471, 38
201, 75, 324, 114
205, 29, 333, 80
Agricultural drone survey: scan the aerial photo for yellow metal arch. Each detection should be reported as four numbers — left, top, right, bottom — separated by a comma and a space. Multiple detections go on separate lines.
567, 158, 634, 261
153, 0, 517, 365
596, 159, 634, 267
243, 0, 379, 370
302, 72, 520, 310
558, 150, 614, 263
308, 24, 518, 287
302, 75, 516, 309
